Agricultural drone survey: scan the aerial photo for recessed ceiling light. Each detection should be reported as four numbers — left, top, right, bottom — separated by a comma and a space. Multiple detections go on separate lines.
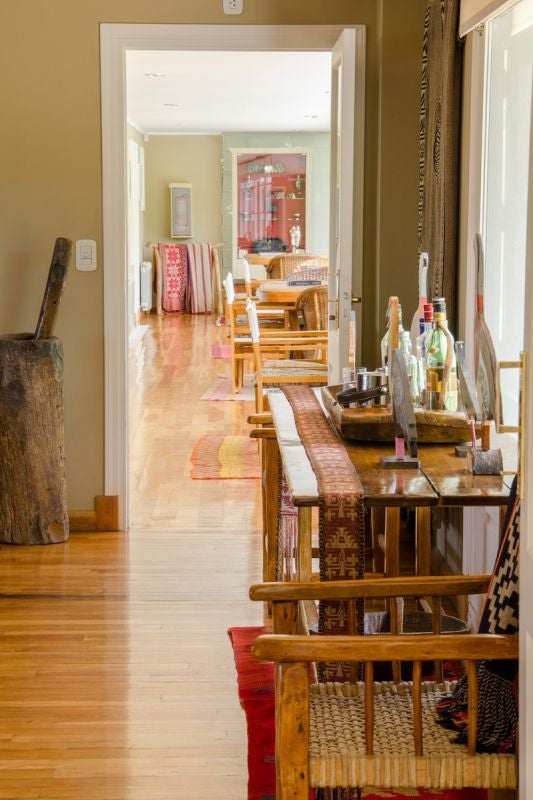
144, 72, 167, 78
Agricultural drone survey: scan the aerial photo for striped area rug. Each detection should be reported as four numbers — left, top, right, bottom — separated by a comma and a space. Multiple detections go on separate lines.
190, 434, 260, 479
209, 343, 231, 359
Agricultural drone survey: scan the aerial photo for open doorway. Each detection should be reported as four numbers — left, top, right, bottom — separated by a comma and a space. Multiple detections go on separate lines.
125, 50, 332, 529
101, 24, 366, 529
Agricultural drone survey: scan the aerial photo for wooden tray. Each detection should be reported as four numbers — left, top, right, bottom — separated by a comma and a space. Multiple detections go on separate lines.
321, 385, 479, 444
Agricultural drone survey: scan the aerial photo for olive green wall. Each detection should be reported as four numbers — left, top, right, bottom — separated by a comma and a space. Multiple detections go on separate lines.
0, 0, 426, 509
143, 135, 223, 255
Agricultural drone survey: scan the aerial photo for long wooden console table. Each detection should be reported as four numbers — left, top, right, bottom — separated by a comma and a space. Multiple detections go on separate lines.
253, 390, 512, 589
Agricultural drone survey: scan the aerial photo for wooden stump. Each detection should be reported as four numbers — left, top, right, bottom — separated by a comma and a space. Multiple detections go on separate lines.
0, 334, 69, 544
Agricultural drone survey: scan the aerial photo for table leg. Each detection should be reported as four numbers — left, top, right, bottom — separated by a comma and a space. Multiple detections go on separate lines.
385, 508, 401, 682
264, 437, 280, 583
371, 507, 385, 573
297, 507, 312, 581
415, 507, 431, 576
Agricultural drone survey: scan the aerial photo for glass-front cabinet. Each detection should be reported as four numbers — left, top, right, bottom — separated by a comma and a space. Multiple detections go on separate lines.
235, 151, 309, 256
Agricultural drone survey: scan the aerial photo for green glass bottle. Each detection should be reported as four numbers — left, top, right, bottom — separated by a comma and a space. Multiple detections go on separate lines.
424, 299, 458, 411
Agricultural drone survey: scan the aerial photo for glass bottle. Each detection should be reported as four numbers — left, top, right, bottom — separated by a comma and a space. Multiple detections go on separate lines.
399, 330, 419, 402
380, 304, 405, 370
416, 303, 433, 400
424, 299, 458, 411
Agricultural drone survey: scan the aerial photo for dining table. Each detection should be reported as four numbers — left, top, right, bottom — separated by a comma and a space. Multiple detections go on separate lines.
250, 389, 513, 611
255, 279, 325, 329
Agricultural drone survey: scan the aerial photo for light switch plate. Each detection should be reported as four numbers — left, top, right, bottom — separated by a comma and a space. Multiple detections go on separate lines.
76, 239, 97, 271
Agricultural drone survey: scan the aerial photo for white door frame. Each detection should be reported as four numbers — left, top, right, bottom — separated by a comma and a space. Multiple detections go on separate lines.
100, 23, 366, 530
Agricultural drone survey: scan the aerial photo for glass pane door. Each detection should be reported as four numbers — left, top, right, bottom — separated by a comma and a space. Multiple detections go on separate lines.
236, 152, 307, 255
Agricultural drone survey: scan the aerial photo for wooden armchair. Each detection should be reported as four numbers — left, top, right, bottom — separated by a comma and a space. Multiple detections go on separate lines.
246, 299, 328, 412
250, 576, 518, 799
267, 254, 329, 280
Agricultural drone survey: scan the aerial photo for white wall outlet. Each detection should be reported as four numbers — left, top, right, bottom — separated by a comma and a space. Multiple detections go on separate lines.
75, 239, 97, 271
223, 0, 243, 14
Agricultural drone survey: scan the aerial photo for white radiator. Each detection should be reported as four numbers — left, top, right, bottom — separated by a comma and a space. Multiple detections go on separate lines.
140, 261, 152, 312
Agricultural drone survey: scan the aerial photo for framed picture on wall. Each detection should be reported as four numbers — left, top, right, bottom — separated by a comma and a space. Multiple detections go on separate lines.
169, 183, 193, 238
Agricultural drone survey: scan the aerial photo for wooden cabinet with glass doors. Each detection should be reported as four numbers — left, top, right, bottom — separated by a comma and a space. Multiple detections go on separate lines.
236, 152, 308, 256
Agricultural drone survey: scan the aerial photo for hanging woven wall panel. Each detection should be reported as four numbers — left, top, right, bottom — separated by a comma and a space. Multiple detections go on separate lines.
418, 0, 463, 329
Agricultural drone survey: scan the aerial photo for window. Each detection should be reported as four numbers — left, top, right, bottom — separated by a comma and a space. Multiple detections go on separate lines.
482, 3, 533, 424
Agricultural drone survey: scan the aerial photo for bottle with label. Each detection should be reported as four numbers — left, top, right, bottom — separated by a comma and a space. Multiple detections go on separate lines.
424, 299, 458, 411
399, 330, 419, 403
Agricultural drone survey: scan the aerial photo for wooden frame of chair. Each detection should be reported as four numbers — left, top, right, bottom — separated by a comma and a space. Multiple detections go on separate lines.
222, 272, 288, 393
250, 576, 518, 800
246, 299, 328, 412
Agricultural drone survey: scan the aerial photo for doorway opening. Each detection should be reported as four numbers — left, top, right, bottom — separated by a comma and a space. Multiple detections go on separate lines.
101, 24, 366, 529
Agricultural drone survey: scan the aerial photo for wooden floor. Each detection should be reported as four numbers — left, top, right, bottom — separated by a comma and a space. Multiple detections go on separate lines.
0, 314, 264, 799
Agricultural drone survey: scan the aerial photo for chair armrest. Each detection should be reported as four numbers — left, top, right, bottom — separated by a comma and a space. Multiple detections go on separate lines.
252, 632, 518, 664
249, 575, 491, 602
247, 413, 273, 425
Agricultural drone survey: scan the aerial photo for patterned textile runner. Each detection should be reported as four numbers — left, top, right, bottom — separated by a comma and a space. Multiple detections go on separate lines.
281, 385, 365, 680
186, 243, 212, 313
159, 242, 188, 313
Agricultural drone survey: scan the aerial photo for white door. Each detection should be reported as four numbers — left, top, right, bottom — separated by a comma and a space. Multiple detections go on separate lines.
520, 106, 533, 798
127, 138, 141, 334
328, 28, 365, 383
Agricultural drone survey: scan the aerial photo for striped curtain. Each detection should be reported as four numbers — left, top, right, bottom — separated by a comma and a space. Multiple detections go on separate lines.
418, 0, 464, 329
186, 243, 213, 314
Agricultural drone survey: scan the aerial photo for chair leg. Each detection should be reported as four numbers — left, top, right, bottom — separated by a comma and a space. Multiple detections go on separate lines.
276, 662, 310, 800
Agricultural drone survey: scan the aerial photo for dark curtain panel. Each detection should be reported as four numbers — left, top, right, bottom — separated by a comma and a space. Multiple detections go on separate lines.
418, 0, 464, 329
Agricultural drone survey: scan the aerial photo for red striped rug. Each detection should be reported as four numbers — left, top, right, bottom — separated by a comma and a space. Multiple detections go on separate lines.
229, 626, 488, 800
190, 434, 260, 479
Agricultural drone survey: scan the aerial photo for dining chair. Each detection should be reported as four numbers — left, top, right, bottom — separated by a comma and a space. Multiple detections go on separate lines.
222, 272, 286, 393
266, 254, 329, 280
246, 299, 328, 412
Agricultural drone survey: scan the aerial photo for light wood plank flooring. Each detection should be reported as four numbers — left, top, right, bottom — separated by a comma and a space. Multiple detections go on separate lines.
0, 314, 264, 799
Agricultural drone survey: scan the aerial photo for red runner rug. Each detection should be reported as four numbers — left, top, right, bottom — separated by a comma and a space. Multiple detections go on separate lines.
229, 626, 487, 800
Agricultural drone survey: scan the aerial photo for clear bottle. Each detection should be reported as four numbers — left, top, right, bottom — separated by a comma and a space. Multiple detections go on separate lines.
380, 304, 405, 369
424, 299, 458, 411
399, 330, 419, 402
416, 303, 434, 400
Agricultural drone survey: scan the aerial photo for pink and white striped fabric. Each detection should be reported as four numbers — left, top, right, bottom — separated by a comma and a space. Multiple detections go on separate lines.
159, 243, 188, 313
186, 243, 212, 314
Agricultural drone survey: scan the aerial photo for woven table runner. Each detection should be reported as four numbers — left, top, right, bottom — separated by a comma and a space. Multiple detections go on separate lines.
281, 385, 365, 680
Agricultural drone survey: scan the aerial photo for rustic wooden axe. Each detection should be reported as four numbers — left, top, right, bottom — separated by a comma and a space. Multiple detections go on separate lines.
34, 237, 72, 339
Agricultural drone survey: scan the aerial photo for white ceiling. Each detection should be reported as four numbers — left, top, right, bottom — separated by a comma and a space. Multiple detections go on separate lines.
126, 50, 332, 135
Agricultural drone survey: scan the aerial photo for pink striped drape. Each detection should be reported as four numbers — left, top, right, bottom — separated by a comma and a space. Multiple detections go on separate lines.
186, 243, 212, 314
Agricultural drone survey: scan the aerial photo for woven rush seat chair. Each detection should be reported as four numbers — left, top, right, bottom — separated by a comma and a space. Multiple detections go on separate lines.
287, 265, 329, 284
246, 299, 328, 412
266, 254, 329, 280
222, 272, 287, 393
251, 574, 518, 798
